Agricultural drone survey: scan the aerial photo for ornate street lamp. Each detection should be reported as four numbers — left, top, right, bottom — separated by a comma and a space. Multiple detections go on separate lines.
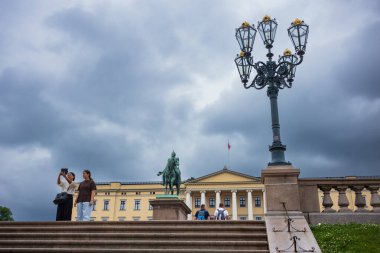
234, 16, 309, 166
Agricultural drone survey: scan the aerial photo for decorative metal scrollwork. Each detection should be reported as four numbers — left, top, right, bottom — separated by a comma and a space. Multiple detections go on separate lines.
275, 236, 315, 253
272, 202, 307, 233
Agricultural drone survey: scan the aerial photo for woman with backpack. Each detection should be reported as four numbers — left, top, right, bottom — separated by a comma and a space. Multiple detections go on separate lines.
214, 203, 229, 220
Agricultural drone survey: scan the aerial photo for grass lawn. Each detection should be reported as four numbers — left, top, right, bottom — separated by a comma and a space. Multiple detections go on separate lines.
310, 223, 380, 253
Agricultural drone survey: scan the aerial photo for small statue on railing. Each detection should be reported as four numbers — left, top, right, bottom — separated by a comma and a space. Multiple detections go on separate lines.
157, 151, 181, 195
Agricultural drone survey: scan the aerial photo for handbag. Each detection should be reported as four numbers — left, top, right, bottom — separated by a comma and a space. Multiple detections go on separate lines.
53, 184, 70, 205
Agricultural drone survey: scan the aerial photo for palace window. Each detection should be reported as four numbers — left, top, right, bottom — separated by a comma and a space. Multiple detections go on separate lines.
254, 196, 261, 207
240, 197, 246, 207
118, 217, 125, 221
209, 197, 215, 208
239, 216, 247, 220
224, 197, 231, 208
133, 217, 140, 221
101, 217, 109, 221
105, 192, 110, 196
103, 200, 109, 211
150, 192, 156, 195
149, 204, 153, 210
136, 192, 141, 195
195, 198, 201, 208
134, 200, 141, 210
255, 216, 262, 221
120, 200, 126, 210
92, 200, 97, 211
121, 192, 127, 195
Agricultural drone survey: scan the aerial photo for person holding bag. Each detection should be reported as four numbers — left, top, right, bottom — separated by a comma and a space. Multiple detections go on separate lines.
74, 169, 96, 221
56, 169, 76, 221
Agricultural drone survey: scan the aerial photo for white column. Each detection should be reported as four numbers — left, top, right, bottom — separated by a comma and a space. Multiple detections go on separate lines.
185, 190, 192, 220
262, 189, 267, 214
200, 191, 206, 205
232, 190, 237, 220
247, 190, 253, 220
215, 190, 221, 208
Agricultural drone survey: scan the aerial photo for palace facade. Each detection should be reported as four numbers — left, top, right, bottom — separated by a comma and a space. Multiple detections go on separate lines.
72, 166, 376, 221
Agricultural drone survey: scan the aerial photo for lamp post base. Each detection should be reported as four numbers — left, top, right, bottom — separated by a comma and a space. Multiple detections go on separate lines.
268, 142, 291, 166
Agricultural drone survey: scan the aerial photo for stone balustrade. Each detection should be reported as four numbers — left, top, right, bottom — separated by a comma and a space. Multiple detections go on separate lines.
298, 176, 380, 213
318, 185, 380, 213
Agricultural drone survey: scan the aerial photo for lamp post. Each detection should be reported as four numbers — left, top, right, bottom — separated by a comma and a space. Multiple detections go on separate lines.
234, 16, 309, 166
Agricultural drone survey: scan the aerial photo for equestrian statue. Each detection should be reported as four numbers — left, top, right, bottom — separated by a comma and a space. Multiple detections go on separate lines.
157, 151, 181, 195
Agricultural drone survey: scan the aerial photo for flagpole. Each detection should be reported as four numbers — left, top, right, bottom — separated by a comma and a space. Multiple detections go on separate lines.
228, 139, 231, 169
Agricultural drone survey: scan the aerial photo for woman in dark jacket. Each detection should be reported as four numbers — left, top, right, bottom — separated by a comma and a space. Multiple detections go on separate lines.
56, 170, 76, 221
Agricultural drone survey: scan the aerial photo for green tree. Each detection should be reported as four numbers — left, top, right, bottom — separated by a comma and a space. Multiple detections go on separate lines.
0, 206, 14, 221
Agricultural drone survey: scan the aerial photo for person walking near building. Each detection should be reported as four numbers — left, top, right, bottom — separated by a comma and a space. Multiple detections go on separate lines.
56, 170, 76, 221
214, 203, 229, 220
74, 169, 96, 221
194, 204, 210, 220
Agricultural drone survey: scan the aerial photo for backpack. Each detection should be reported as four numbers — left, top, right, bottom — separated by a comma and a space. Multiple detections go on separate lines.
216, 209, 225, 220
197, 210, 205, 220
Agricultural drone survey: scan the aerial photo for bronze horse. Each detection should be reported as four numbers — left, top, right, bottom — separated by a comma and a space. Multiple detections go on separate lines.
157, 152, 181, 195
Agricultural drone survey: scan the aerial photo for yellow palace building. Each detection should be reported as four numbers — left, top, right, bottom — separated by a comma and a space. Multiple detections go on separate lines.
72, 166, 376, 221
72, 166, 266, 221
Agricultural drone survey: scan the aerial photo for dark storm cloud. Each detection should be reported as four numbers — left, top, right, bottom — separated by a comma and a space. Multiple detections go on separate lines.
0, 0, 379, 221
0, 68, 65, 146
334, 20, 380, 98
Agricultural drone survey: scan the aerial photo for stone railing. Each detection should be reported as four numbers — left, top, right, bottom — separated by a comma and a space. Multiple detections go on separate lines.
298, 176, 380, 213
297, 176, 380, 224
318, 185, 380, 213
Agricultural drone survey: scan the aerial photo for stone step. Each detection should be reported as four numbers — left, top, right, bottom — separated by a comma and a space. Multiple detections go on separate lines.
0, 240, 269, 250
0, 225, 266, 233
0, 221, 266, 226
0, 249, 270, 253
0, 232, 268, 241
0, 221, 268, 252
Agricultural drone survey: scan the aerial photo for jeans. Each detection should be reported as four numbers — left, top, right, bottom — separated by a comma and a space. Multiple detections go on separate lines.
77, 202, 92, 221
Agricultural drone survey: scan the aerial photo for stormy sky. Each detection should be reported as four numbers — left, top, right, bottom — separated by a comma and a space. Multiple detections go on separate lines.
0, 0, 379, 221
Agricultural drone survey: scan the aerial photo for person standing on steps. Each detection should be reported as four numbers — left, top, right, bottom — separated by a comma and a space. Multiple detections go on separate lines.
214, 203, 229, 220
74, 169, 96, 221
56, 169, 76, 221
194, 204, 210, 220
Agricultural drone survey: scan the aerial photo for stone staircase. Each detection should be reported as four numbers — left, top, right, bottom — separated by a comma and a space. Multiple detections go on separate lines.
0, 220, 269, 252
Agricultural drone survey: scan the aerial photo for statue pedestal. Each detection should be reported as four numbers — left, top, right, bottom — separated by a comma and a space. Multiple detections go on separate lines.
149, 196, 191, 220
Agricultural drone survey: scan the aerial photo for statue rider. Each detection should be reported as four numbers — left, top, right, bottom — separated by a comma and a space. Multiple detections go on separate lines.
157, 151, 181, 195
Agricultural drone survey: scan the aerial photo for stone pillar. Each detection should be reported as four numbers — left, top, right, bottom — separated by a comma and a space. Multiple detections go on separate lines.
215, 190, 221, 209
261, 165, 301, 213
247, 190, 253, 220
232, 190, 237, 220
262, 189, 267, 214
320, 186, 336, 213
368, 186, 380, 213
200, 191, 206, 205
261, 166, 322, 253
336, 186, 351, 213
351, 186, 368, 212
185, 190, 192, 220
